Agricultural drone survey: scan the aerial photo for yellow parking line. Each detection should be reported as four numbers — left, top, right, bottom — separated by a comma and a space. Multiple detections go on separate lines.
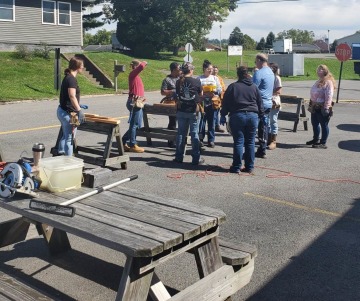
244, 192, 360, 223
0, 125, 60, 135
0, 116, 129, 135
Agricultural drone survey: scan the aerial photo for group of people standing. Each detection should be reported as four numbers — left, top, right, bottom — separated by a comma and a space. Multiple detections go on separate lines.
56, 55, 335, 175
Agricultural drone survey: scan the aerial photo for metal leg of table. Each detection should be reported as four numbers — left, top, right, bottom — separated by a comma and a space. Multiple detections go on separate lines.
116, 256, 155, 301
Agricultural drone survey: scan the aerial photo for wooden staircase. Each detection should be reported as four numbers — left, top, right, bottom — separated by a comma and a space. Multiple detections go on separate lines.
61, 53, 114, 88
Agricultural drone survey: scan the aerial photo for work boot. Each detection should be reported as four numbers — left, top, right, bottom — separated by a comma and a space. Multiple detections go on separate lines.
129, 144, 145, 153
255, 149, 266, 159
123, 144, 131, 152
215, 125, 225, 133
268, 134, 277, 150
306, 139, 319, 145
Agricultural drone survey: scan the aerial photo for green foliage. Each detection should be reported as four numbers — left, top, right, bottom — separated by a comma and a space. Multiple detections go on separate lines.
229, 27, 244, 45
33, 42, 53, 59
84, 29, 113, 46
256, 38, 266, 50
277, 29, 315, 44
14, 44, 32, 60
111, 0, 238, 56
82, 0, 106, 32
243, 34, 257, 50
266, 32, 275, 48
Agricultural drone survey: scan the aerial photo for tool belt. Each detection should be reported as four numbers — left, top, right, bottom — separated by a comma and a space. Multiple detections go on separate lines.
129, 95, 146, 109
70, 112, 80, 127
160, 96, 176, 105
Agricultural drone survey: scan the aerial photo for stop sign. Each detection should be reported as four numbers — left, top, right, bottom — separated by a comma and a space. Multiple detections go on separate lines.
335, 43, 352, 61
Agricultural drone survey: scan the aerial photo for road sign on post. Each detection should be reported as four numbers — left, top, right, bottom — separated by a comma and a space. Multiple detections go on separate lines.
335, 43, 351, 62
335, 44, 352, 103
184, 43, 193, 63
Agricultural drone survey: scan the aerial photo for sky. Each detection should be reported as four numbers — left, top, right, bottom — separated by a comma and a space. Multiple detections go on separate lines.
88, 0, 360, 44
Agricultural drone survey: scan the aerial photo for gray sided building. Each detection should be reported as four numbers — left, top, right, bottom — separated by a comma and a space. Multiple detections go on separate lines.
0, 0, 94, 53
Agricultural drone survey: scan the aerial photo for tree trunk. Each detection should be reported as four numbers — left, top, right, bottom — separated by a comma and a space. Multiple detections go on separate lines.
172, 46, 179, 56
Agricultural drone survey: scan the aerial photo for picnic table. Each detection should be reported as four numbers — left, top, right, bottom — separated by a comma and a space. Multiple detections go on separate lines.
0, 185, 256, 301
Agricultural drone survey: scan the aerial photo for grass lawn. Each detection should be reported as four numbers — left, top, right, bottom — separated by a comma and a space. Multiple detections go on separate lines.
1, 50, 359, 102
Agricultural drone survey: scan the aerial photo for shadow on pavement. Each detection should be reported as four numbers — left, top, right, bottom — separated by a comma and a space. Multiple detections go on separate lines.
337, 124, 360, 133
338, 140, 360, 152
247, 198, 360, 301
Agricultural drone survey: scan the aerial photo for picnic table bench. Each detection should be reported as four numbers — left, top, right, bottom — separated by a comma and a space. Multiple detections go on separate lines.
0, 185, 256, 301
278, 95, 309, 132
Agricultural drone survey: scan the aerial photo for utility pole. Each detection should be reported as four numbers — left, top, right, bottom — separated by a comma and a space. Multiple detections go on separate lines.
220, 25, 222, 51
328, 29, 330, 53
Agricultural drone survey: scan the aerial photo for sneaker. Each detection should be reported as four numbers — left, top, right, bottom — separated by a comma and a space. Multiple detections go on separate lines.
312, 143, 327, 149
229, 166, 240, 174
123, 144, 131, 152
207, 142, 215, 148
173, 158, 183, 163
129, 145, 145, 153
192, 158, 205, 165
215, 125, 225, 133
255, 150, 266, 159
306, 139, 320, 145
240, 167, 255, 175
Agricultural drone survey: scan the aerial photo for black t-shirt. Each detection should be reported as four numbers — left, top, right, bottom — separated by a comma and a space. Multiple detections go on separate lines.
59, 74, 80, 112
176, 77, 202, 113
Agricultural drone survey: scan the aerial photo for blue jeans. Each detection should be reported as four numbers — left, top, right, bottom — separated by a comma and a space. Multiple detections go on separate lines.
269, 108, 280, 135
175, 111, 201, 164
257, 109, 270, 154
311, 109, 329, 144
57, 106, 76, 156
214, 108, 220, 127
229, 112, 258, 172
200, 105, 216, 143
122, 98, 143, 147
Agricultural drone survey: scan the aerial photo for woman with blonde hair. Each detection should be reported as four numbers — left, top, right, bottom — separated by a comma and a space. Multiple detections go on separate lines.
306, 64, 336, 149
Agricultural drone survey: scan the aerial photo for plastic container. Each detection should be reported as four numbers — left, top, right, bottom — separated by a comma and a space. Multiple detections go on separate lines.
39, 156, 84, 192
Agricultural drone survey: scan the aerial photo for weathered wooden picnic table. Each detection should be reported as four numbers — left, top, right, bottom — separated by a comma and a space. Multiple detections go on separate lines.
0, 185, 256, 301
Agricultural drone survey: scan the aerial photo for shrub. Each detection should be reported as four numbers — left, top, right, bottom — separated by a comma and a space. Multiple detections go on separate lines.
14, 44, 32, 60
33, 42, 53, 59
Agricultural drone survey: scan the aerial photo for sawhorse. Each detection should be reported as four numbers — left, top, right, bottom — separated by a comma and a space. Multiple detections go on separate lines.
51, 115, 129, 169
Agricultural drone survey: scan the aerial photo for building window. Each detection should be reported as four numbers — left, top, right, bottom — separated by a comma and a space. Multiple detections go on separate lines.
58, 2, 70, 25
0, 0, 14, 21
42, 0, 56, 24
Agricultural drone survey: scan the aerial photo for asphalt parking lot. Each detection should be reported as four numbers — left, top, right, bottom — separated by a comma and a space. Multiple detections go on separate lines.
0, 80, 359, 300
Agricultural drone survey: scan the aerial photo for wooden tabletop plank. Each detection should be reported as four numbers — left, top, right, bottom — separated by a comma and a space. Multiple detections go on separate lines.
0, 199, 163, 257
111, 187, 227, 224
79, 191, 217, 233
78, 198, 201, 241
77, 204, 183, 250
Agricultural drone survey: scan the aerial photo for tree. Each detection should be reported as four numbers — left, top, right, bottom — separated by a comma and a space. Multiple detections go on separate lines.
243, 34, 256, 50
82, 0, 113, 32
83, 29, 114, 46
110, 0, 238, 57
256, 37, 266, 50
265, 32, 275, 48
277, 29, 315, 44
229, 27, 244, 45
